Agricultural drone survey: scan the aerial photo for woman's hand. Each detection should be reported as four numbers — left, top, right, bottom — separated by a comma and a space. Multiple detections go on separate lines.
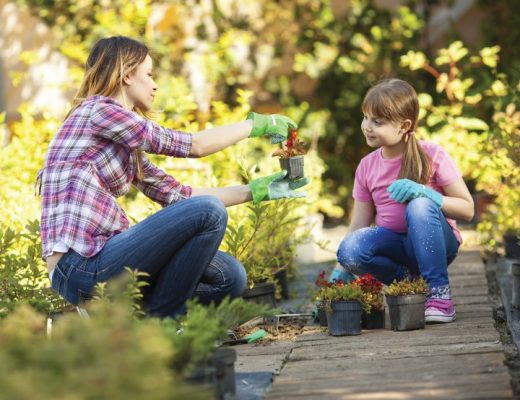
249, 170, 308, 203
247, 112, 298, 144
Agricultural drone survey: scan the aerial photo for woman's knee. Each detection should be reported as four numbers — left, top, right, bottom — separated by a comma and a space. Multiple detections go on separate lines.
217, 252, 247, 297
191, 195, 228, 229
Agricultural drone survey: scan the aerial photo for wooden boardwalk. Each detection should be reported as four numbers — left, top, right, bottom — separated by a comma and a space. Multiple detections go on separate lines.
264, 250, 513, 399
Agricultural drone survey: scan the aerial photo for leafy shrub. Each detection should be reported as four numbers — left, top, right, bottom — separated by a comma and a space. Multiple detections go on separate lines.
0, 303, 209, 400
161, 297, 272, 375
0, 220, 66, 318
222, 163, 309, 287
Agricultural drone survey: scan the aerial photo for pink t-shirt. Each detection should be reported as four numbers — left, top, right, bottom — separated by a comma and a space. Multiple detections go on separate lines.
353, 141, 463, 243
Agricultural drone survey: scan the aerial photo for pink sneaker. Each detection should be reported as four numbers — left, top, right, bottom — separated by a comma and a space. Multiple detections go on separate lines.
425, 298, 456, 323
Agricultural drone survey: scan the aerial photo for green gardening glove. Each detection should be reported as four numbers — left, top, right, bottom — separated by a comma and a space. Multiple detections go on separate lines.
247, 112, 298, 144
249, 171, 308, 204
387, 178, 443, 208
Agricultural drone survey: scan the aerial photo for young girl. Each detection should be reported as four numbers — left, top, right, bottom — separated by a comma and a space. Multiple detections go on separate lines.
37, 36, 307, 318
335, 78, 474, 323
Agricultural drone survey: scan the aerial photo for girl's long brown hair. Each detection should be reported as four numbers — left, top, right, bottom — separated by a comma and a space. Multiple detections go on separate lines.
68, 36, 150, 180
362, 78, 431, 184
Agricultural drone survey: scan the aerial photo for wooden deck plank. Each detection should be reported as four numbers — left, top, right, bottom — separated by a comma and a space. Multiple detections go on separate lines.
264, 249, 513, 399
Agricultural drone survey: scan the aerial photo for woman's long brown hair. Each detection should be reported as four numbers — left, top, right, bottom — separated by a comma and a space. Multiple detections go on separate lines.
68, 36, 150, 180
362, 78, 431, 184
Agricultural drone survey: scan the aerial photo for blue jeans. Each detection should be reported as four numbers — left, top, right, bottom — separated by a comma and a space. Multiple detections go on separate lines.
51, 196, 247, 317
337, 198, 459, 289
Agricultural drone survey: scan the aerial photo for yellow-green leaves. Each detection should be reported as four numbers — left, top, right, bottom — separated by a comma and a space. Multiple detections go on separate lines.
480, 45, 501, 68
400, 50, 427, 70
435, 40, 468, 65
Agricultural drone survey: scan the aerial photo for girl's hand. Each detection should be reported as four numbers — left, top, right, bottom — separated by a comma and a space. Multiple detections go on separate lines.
247, 112, 298, 144
388, 179, 443, 208
249, 170, 308, 203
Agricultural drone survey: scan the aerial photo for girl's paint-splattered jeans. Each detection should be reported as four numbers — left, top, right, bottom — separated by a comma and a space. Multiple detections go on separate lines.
337, 197, 459, 290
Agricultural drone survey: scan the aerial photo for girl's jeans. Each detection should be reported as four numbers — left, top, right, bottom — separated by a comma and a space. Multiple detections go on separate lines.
51, 196, 247, 318
337, 198, 459, 290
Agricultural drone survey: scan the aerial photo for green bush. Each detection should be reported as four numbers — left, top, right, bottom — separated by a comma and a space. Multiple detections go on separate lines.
0, 303, 209, 400
0, 220, 65, 318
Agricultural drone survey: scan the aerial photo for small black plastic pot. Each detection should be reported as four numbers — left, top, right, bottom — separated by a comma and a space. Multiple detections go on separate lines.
274, 268, 290, 300
386, 294, 426, 331
315, 302, 328, 327
242, 282, 276, 308
326, 300, 362, 336
279, 156, 304, 180
361, 308, 385, 329
504, 232, 520, 259
212, 347, 237, 400
184, 364, 217, 392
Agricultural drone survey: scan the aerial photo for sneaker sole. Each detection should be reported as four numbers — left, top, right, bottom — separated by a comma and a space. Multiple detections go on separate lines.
425, 314, 456, 323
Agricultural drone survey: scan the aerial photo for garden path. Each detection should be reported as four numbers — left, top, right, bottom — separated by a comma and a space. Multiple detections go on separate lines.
264, 249, 513, 399
234, 226, 514, 399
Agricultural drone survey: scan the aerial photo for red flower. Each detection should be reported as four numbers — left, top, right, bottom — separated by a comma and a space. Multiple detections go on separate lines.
315, 270, 331, 288
352, 273, 383, 294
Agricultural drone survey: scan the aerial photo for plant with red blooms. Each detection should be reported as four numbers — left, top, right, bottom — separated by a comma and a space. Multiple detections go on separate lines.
352, 273, 384, 313
315, 270, 331, 289
272, 129, 307, 158
318, 281, 364, 311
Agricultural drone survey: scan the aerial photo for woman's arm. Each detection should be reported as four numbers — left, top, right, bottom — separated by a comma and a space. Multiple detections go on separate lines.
189, 121, 253, 157
441, 178, 474, 221
347, 200, 375, 233
191, 186, 252, 207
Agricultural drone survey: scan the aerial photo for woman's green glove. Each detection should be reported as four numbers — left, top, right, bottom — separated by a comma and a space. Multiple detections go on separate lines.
250, 171, 308, 203
247, 112, 297, 144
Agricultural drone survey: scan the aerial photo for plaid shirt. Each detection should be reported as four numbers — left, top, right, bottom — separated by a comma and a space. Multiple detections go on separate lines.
37, 96, 193, 258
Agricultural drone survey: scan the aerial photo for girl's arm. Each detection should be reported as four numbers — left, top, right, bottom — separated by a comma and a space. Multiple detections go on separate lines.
347, 200, 375, 233
191, 186, 252, 207
441, 178, 474, 221
189, 121, 253, 157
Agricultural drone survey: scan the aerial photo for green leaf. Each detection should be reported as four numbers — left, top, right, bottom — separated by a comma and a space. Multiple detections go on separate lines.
453, 117, 489, 131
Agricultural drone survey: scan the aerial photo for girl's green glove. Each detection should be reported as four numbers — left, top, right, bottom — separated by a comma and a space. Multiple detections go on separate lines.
387, 178, 443, 207
249, 171, 308, 203
247, 112, 297, 144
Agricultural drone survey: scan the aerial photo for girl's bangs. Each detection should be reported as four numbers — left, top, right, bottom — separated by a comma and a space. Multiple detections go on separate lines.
362, 90, 395, 121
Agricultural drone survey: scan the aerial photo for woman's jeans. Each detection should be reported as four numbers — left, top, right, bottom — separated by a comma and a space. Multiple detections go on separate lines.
337, 198, 459, 290
50, 196, 247, 318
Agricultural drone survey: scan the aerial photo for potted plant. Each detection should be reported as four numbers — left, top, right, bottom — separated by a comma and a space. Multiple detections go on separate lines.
318, 280, 364, 336
352, 273, 385, 329
223, 173, 308, 307
163, 297, 272, 399
272, 129, 307, 180
384, 277, 429, 331
314, 270, 330, 327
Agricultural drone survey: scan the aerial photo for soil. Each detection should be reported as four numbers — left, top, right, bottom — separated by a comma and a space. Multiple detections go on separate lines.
484, 256, 520, 399
235, 318, 320, 343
